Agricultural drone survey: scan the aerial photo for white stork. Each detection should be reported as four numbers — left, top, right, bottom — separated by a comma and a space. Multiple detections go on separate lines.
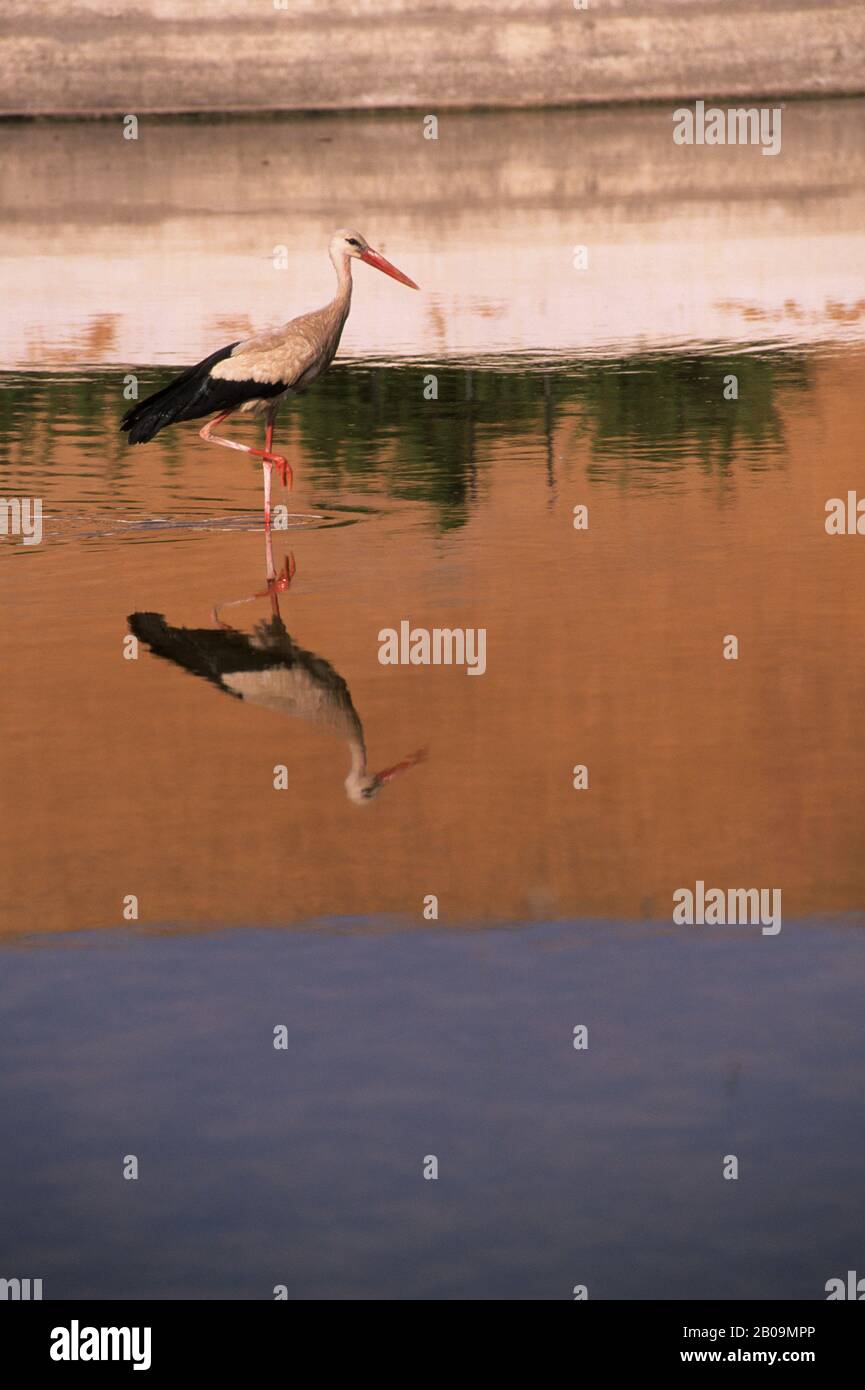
121, 230, 419, 526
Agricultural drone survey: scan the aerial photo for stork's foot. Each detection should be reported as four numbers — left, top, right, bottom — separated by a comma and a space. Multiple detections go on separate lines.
272, 455, 292, 490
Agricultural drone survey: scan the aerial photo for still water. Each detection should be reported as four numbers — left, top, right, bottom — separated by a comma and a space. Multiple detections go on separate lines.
1, 105, 864, 1299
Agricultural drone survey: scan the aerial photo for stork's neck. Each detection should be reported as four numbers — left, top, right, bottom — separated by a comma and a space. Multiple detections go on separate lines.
330, 248, 354, 304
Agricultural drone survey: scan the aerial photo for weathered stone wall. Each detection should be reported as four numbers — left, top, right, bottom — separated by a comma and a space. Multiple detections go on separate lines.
1, 0, 863, 117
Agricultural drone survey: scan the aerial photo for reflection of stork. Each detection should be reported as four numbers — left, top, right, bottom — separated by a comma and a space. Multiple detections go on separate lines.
127, 554, 424, 805
120, 230, 419, 527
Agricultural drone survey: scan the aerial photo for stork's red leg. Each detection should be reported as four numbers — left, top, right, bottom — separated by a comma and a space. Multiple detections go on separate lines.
262, 460, 273, 529
264, 421, 291, 488
262, 422, 289, 491
200, 408, 294, 503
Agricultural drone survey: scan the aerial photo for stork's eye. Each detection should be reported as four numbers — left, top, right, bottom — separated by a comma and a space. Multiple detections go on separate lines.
347, 238, 361, 249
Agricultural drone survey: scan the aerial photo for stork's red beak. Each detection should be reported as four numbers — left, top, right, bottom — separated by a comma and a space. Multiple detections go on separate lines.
372, 747, 427, 787
360, 247, 419, 290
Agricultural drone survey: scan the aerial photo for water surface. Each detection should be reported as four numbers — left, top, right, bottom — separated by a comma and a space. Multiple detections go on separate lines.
1, 105, 864, 1300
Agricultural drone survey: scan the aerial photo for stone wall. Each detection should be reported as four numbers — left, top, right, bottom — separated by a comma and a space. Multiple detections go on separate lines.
1, 0, 863, 117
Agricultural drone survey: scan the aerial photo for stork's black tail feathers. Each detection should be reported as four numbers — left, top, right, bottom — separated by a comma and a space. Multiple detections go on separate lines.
120, 342, 241, 444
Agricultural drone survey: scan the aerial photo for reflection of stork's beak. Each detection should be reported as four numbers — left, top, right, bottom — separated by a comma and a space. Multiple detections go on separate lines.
372, 747, 427, 788
360, 247, 419, 290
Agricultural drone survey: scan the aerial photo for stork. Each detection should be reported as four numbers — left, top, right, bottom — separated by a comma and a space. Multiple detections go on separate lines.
120, 230, 419, 526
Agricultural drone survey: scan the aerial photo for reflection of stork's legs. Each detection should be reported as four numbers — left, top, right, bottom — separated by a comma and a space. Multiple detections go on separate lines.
212, 597, 245, 630
265, 523, 277, 584
258, 536, 296, 618
211, 543, 296, 628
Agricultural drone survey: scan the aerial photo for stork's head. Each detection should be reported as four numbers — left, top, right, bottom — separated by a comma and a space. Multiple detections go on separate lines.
344, 748, 427, 805
330, 229, 419, 290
